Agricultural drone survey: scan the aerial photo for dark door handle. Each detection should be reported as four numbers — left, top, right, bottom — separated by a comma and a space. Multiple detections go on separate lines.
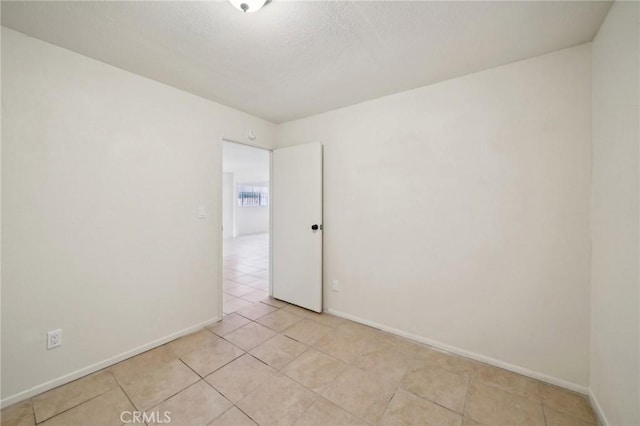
311, 224, 322, 231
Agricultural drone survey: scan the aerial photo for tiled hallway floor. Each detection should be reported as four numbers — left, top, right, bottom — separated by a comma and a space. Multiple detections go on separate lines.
3, 234, 598, 426
223, 234, 271, 315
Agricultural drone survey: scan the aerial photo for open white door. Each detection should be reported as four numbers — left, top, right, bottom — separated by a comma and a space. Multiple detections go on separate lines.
272, 143, 323, 312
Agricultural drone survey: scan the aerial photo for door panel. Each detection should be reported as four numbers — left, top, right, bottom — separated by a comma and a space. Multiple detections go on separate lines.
272, 143, 323, 312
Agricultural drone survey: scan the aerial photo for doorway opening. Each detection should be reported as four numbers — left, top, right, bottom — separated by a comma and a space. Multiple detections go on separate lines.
222, 141, 271, 314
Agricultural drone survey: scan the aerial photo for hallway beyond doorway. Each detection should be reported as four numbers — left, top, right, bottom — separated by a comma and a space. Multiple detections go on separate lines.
223, 233, 270, 314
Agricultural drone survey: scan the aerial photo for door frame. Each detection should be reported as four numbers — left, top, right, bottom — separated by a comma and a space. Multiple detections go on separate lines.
218, 138, 273, 320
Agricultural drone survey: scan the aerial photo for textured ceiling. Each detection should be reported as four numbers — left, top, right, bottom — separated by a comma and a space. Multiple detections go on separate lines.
2, 1, 612, 123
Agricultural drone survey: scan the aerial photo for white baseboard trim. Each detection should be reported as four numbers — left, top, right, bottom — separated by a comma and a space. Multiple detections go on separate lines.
588, 389, 610, 426
326, 308, 588, 395
0, 316, 221, 409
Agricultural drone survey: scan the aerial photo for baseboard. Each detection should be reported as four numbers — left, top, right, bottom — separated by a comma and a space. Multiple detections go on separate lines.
0, 316, 221, 409
588, 389, 610, 426
326, 308, 589, 395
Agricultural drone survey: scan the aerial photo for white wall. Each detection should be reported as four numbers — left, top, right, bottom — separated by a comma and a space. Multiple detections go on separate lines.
590, 2, 640, 425
234, 169, 269, 237
223, 173, 270, 239
277, 45, 592, 389
235, 204, 269, 236
1, 28, 276, 405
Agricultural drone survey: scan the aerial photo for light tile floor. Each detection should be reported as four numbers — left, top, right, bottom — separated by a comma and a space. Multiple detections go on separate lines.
223, 234, 271, 316
2, 234, 599, 426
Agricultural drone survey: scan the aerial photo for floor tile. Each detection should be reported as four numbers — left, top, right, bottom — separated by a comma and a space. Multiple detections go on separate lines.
257, 310, 303, 332
40, 388, 134, 426
180, 335, 245, 377
224, 285, 256, 298
401, 361, 469, 414
1, 399, 35, 426
236, 375, 316, 426
543, 405, 596, 426
312, 331, 362, 364
223, 270, 245, 280
250, 334, 307, 370
209, 407, 257, 426
281, 304, 317, 318
415, 346, 477, 375
247, 280, 269, 291
379, 388, 462, 426
304, 313, 346, 329
224, 322, 277, 351
168, 329, 218, 358
321, 365, 395, 424
334, 321, 382, 340
207, 313, 252, 337
472, 362, 540, 401
313, 329, 387, 364
465, 382, 545, 426
282, 348, 346, 393
260, 297, 287, 308
294, 398, 368, 426
223, 293, 238, 303
231, 274, 263, 286
284, 319, 332, 346
146, 380, 231, 426
224, 298, 255, 314
242, 290, 270, 303
32, 370, 119, 423
116, 359, 200, 410
252, 270, 271, 280
378, 333, 423, 357
539, 383, 596, 424
355, 347, 411, 388
223, 279, 238, 289
205, 354, 276, 403
110, 345, 176, 380
235, 303, 278, 321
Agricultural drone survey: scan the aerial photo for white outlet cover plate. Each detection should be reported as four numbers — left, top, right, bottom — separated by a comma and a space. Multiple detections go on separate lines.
47, 329, 62, 349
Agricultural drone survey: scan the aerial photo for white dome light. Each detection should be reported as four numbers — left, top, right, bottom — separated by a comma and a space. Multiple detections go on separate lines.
228, 0, 269, 13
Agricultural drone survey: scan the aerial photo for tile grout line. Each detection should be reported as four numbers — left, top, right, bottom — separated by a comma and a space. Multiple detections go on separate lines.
377, 378, 403, 424
541, 401, 549, 426
377, 392, 397, 425
206, 404, 235, 426
232, 401, 261, 425
138, 364, 206, 414
32, 369, 122, 424
376, 353, 416, 423
392, 376, 470, 421
177, 357, 206, 379
461, 373, 472, 420
34, 387, 110, 424
30, 398, 36, 425
179, 349, 247, 382
109, 367, 140, 413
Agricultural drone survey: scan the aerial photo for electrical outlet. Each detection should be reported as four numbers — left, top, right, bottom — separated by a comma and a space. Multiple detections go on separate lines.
332, 280, 339, 292
47, 329, 62, 349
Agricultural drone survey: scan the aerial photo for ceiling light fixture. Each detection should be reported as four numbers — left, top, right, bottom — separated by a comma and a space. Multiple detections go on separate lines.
228, 0, 269, 13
